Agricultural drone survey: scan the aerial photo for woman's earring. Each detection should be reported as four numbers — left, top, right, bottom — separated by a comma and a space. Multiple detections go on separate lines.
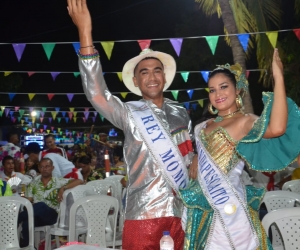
208, 103, 218, 115
236, 95, 243, 109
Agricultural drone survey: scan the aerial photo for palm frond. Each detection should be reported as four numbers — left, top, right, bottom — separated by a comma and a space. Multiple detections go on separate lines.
195, 0, 219, 16
295, 0, 300, 14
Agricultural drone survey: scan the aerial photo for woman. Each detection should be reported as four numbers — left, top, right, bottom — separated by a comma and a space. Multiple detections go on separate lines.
180, 49, 300, 250
77, 156, 103, 183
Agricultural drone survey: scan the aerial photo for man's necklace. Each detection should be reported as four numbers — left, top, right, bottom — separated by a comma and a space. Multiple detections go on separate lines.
214, 109, 243, 122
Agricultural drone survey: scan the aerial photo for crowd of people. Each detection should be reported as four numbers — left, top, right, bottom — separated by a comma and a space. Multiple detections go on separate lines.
1, 0, 300, 249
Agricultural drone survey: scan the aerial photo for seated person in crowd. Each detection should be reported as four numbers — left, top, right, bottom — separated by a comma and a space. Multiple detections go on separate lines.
0, 156, 32, 193
42, 134, 68, 159
113, 146, 125, 175
26, 142, 83, 180
25, 158, 40, 178
77, 156, 103, 183
0, 131, 21, 170
0, 179, 13, 196
19, 158, 83, 247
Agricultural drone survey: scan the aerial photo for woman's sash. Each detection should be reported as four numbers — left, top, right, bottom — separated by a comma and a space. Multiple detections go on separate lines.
195, 123, 258, 250
126, 101, 189, 195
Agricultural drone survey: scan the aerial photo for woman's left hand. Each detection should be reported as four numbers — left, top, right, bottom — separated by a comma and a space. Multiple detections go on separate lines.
272, 48, 284, 80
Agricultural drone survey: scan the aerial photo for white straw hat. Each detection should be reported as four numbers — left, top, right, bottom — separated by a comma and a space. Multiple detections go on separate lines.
122, 49, 176, 96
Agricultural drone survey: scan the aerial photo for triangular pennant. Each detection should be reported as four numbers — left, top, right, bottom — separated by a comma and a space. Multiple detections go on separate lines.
28, 93, 35, 101
72, 42, 80, 53
42, 43, 56, 60
100, 42, 114, 60
12, 44, 26, 62
42, 107, 47, 112
14, 107, 20, 111
18, 117, 21, 122
69, 107, 74, 112
28, 72, 35, 77
205, 36, 219, 55
44, 125, 47, 130
4, 108, 10, 116
84, 107, 89, 112
198, 99, 204, 107
266, 31, 278, 48
29, 107, 34, 112
192, 104, 198, 111
11, 117, 16, 123
55, 107, 60, 112
36, 123, 40, 128
61, 111, 66, 117
237, 34, 250, 52
83, 117, 86, 123
47, 129, 50, 133
51, 127, 54, 131
92, 117, 96, 123
200, 71, 209, 83
120, 92, 128, 99
246, 70, 250, 79
32, 117, 36, 124
58, 128, 61, 132
99, 114, 104, 122
0, 106, 5, 112
0, 111, 2, 117
293, 29, 300, 41
47, 94, 55, 101
205, 88, 209, 92
187, 90, 194, 99
51, 111, 57, 120
51, 72, 60, 81
73, 72, 80, 77
84, 111, 89, 120
73, 112, 77, 117
73, 117, 77, 123
67, 93, 74, 102
93, 112, 97, 117
184, 102, 190, 109
4, 72, 13, 76
40, 111, 45, 117
138, 40, 152, 50
32, 128, 36, 132
65, 118, 69, 123
117, 72, 123, 82
35, 111, 40, 118
9, 111, 14, 116
171, 90, 179, 100
40, 129, 44, 133
57, 117, 61, 123
48, 118, 52, 123
8, 93, 16, 102
181, 72, 190, 82
170, 38, 183, 57
24, 117, 29, 122
68, 112, 73, 120
19, 109, 25, 117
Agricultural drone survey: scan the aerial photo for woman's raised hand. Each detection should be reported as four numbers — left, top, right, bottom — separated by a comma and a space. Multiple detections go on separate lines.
272, 48, 284, 80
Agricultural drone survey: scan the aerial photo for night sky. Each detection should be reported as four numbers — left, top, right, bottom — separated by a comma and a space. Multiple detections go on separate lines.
0, 0, 297, 134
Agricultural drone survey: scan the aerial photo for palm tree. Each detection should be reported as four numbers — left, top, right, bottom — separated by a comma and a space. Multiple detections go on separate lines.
195, 0, 281, 114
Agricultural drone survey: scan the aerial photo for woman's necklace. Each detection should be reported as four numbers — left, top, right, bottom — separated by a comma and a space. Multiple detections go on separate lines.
214, 109, 243, 122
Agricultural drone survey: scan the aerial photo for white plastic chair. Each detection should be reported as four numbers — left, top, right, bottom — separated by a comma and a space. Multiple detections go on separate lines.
262, 207, 300, 250
69, 195, 120, 248
45, 185, 96, 248
282, 179, 300, 193
86, 179, 117, 196
0, 196, 35, 250
262, 190, 300, 249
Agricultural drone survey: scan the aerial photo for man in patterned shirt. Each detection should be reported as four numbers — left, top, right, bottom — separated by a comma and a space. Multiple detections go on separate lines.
18, 157, 83, 247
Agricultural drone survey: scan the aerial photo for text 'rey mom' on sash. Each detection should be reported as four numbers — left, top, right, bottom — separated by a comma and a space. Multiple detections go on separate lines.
127, 101, 189, 194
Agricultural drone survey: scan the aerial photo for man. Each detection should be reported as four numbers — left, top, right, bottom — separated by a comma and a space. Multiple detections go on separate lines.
26, 142, 83, 180
42, 134, 68, 159
18, 157, 83, 247
0, 156, 32, 193
0, 131, 21, 170
93, 132, 114, 169
67, 1, 194, 249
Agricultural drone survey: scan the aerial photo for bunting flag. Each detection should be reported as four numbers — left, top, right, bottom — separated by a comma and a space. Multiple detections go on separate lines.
65, 118, 69, 123
69, 107, 74, 112
1, 107, 5, 112
12, 44, 26, 62
293, 29, 300, 40
84, 107, 89, 112
18, 109, 24, 117
28, 72, 35, 77
5, 108, 10, 117
35, 111, 40, 118
200, 71, 209, 83
61, 111, 66, 117
266, 31, 278, 48
58, 128, 61, 132
51, 127, 54, 131
205, 36, 219, 55
18, 117, 21, 122
47, 129, 50, 133
57, 117, 61, 123
28, 93, 35, 101
11, 117, 16, 123
192, 103, 198, 110
29, 107, 34, 112
0, 111, 2, 117
187, 90, 194, 99
92, 117, 96, 123
198, 99, 204, 107
42, 107, 47, 112
73, 112, 77, 117
83, 117, 86, 123
138, 40, 151, 50
36, 123, 40, 128
181, 72, 190, 82
100, 42, 114, 60
246, 70, 250, 79
49, 118, 52, 123
51, 111, 57, 120
68, 112, 73, 120
72, 43, 80, 54
47, 94, 55, 101
171, 90, 179, 100
184, 102, 190, 109
120, 92, 128, 99
117, 72, 123, 82
73, 117, 77, 123
67, 94, 74, 102
40, 129, 44, 133
55, 107, 60, 113
237, 34, 250, 52
32, 117, 36, 123
84, 111, 89, 120
93, 112, 97, 117
9, 111, 14, 116
99, 114, 104, 122
40, 111, 45, 117
205, 88, 209, 92
14, 107, 20, 111
8, 93, 16, 102
32, 128, 36, 132
51, 72, 60, 81
4, 72, 13, 76
42, 43, 56, 60
24, 117, 29, 122
73, 72, 80, 77
44, 125, 47, 130
170, 38, 183, 56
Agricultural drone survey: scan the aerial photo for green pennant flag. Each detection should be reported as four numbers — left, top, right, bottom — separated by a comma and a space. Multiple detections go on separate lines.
73, 72, 80, 77
19, 109, 25, 117
57, 117, 61, 123
42, 43, 56, 60
181, 72, 190, 83
99, 114, 105, 122
42, 107, 47, 112
0, 111, 2, 117
205, 36, 219, 55
171, 90, 179, 100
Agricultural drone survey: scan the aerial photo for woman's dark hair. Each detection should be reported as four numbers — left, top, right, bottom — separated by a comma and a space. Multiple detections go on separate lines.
208, 68, 237, 86
26, 142, 41, 154
78, 156, 91, 165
